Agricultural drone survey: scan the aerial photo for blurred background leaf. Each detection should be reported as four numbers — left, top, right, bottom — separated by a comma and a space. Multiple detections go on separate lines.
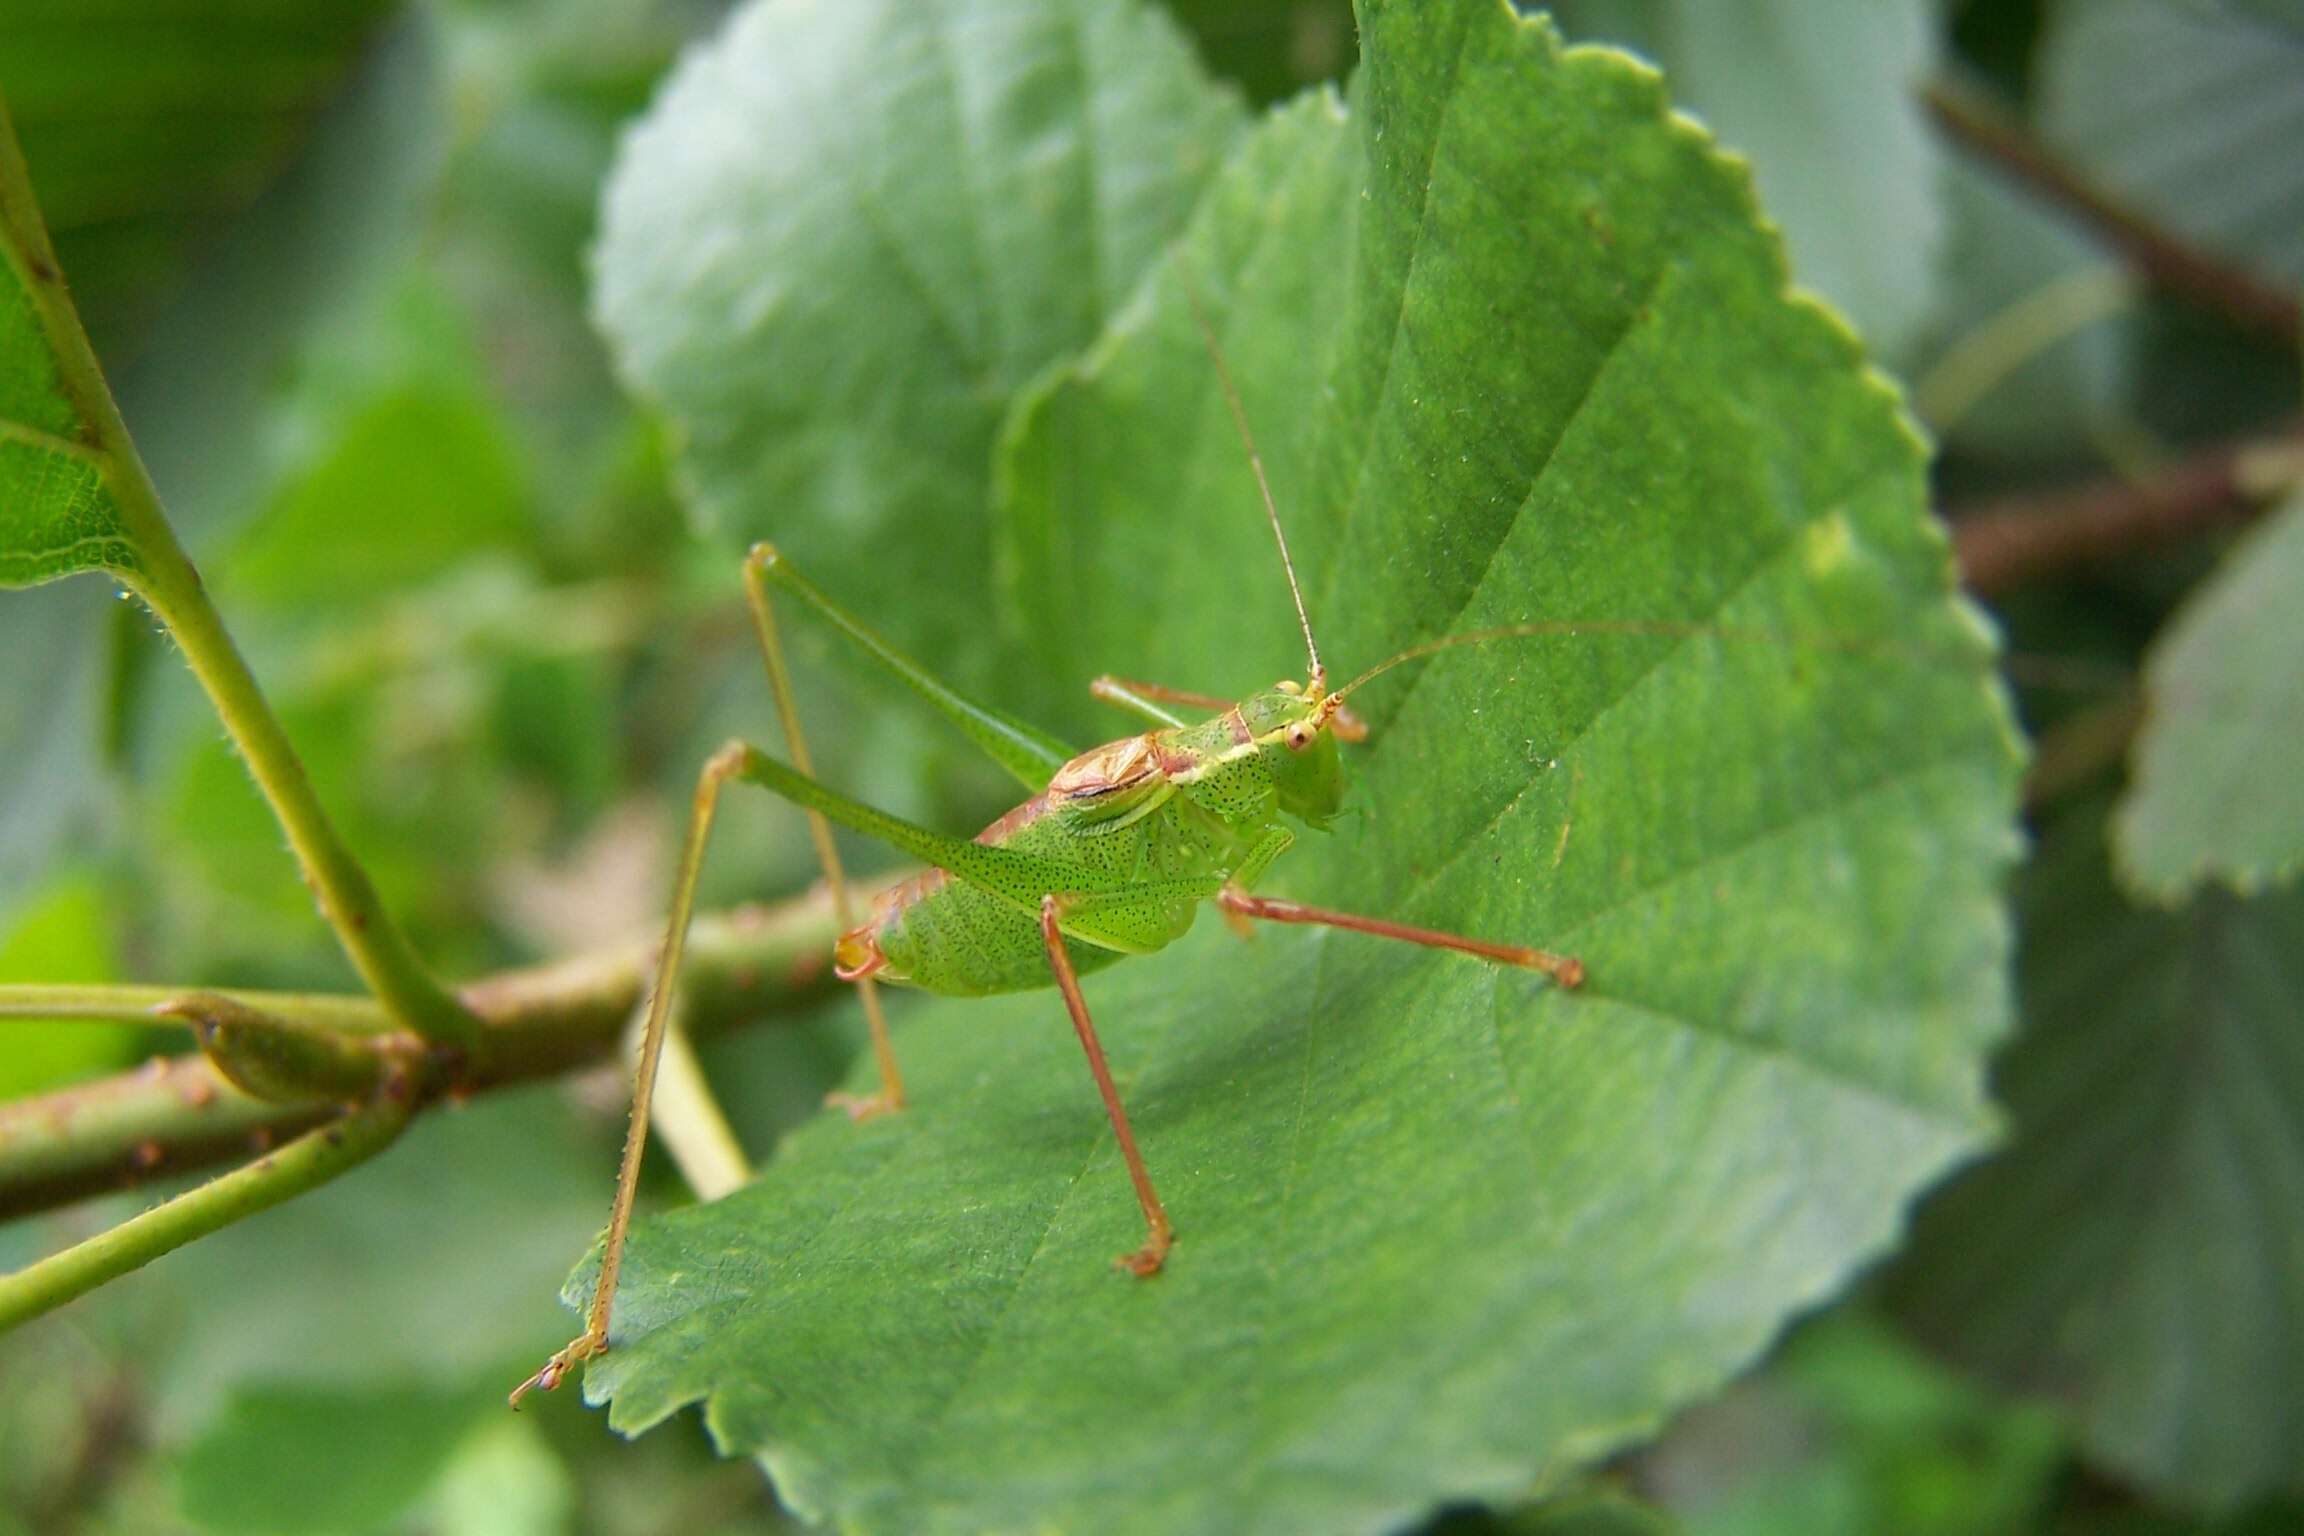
0, 871, 130, 1098
2037, 0, 2304, 298
1890, 799, 2304, 1513
174, 1380, 499, 1536
590, 0, 1248, 704
1547, 0, 1948, 362
2116, 492, 2304, 899
0, 0, 398, 355
1631, 1311, 2066, 1536
1905, 159, 2140, 470
1164, 0, 1355, 104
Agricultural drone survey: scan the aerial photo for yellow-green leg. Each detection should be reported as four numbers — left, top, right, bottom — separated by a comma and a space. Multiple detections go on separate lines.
741, 546, 904, 1119
513, 740, 754, 1406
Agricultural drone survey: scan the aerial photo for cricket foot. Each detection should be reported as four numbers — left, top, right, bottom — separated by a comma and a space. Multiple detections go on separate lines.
510, 1331, 604, 1409
826, 1088, 903, 1122
1114, 1227, 1173, 1278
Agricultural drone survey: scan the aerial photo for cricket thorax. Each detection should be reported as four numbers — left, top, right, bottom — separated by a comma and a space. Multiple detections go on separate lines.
1168, 685, 1346, 829
1048, 734, 1163, 802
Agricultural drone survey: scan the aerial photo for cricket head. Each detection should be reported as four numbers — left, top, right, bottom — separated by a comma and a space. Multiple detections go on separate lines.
1240, 679, 1364, 829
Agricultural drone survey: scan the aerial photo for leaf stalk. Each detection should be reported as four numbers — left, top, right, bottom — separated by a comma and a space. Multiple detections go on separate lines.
1, 95, 479, 1053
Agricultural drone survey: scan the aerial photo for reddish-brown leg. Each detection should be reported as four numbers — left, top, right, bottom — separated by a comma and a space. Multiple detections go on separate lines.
1089, 675, 1232, 713
1216, 889, 1584, 987
1039, 894, 1174, 1276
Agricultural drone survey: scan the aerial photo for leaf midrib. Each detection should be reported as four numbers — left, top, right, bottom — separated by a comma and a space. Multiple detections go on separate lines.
0, 414, 103, 464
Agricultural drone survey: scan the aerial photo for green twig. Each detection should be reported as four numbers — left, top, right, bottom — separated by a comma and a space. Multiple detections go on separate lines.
0, 984, 391, 1032
644, 998, 755, 1202
0, 1081, 416, 1332
125, 555, 483, 1051
1911, 266, 2138, 434
0, 890, 856, 1221
1951, 424, 2304, 593
0, 96, 478, 1052
1922, 77, 2302, 349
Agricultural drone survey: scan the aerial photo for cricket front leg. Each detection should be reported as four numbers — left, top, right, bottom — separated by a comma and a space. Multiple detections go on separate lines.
1039, 894, 1174, 1277
1216, 889, 1585, 988
1088, 675, 1368, 741
513, 741, 758, 1408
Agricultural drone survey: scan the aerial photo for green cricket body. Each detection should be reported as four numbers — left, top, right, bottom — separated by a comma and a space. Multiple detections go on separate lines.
835, 683, 1344, 996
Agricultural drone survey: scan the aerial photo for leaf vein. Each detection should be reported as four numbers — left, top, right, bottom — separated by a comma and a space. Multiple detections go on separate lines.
1317, 13, 1474, 613
0, 414, 104, 466
909, 1129, 1105, 1449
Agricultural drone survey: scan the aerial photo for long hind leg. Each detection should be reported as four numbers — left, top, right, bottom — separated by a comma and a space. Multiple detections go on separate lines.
741, 547, 904, 1119
513, 741, 758, 1406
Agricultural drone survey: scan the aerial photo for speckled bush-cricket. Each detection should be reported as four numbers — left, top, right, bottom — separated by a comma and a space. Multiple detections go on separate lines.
511, 283, 1589, 1406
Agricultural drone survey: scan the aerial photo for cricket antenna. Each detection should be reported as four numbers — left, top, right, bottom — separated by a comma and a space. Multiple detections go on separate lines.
1317, 623, 1635, 726
1178, 262, 1324, 694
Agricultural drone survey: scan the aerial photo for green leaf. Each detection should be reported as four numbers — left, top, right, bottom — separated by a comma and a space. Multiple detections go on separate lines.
0, 1, 396, 351
1546, 0, 1946, 362
1890, 800, 2304, 1511
0, 869, 131, 1097
576, 3, 2022, 1531
591, 0, 1246, 690
0, 106, 137, 589
2039, 0, 2304, 294
174, 1381, 496, 1536
1637, 1310, 2064, 1536
2116, 492, 2304, 899
1164, 0, 1357, 105
220, 276, 534, 612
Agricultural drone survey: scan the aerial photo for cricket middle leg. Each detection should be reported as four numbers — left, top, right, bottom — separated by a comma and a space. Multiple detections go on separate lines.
1215, 889, 1584, 987
1039, 894, 1174, 1277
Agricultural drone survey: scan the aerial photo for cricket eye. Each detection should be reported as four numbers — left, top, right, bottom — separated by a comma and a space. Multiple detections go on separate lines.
1284, 725, 1311, 752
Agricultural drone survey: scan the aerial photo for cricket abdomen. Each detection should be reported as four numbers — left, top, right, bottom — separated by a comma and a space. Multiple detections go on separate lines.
835, 734, 1251, 997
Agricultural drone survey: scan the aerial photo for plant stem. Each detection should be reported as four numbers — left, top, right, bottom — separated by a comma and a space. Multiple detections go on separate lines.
1910, 266, 2137, 434
0, 1083, 416, 1332
0, 1056, 336, 1221
0, 98, 478, 1053
642, 999, 755, 1202
1951, 426, 2304, 593
1922, 77, 2301, 349
0, 891, 853, 1221
2024, 693, 2145, 809
117, 551, 482, 1052
0, 984, 391, 1031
